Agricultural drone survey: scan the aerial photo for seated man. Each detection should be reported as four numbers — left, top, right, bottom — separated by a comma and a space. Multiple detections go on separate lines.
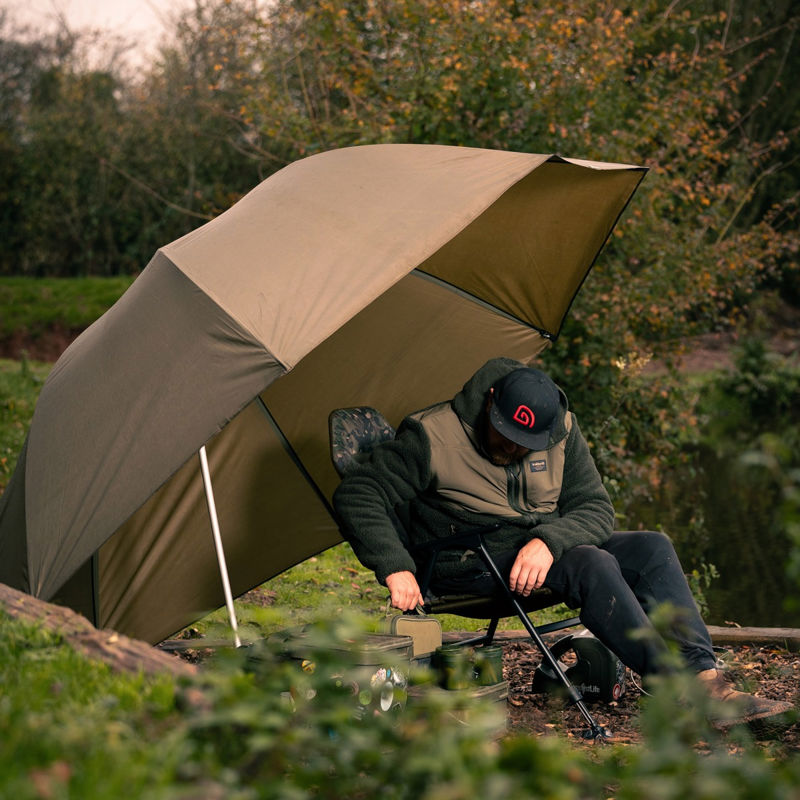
333, 356, 791, 722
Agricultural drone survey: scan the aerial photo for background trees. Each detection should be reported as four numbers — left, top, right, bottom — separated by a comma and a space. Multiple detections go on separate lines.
1, 0, 798, 504
3, 1, 796, 279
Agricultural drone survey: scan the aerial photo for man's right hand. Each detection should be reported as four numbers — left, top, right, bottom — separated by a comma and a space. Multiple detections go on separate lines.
385, 571, 424, 611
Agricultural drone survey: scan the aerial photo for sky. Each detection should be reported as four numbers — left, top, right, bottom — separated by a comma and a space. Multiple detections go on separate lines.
4, 0, 193, 57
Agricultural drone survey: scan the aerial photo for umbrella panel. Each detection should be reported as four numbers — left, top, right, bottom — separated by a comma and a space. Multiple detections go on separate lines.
94, 275, 550, 643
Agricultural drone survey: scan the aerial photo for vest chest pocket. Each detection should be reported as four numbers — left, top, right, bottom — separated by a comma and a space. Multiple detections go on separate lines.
421, 404, 572, 517
513, 413, 572, 513
515, 448, 565, 512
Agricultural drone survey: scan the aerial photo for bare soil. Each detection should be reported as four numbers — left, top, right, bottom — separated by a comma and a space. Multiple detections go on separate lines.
501, 637, 800, 752
0, 326, 80, 362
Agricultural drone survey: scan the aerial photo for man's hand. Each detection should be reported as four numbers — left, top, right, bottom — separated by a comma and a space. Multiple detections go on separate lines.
385, 571, 424, 611
509, 538, 554, 596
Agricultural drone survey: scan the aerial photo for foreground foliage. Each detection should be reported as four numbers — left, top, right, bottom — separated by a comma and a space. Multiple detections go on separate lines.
2, 610, 800, 799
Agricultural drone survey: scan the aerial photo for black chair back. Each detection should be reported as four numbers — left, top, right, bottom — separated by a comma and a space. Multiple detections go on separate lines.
329, 407, 395, 478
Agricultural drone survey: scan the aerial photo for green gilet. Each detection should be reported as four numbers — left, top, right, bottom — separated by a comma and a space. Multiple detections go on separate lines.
410, 402, 573, 518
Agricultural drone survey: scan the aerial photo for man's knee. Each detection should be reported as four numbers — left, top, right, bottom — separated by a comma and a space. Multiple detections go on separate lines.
635, 530, 676, 553
543, 545, 626, 609
605, 530, 679, 570
552, 544, 623, 587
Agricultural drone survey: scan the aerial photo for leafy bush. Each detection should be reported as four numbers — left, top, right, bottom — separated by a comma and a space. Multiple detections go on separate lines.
700, 339, 800, 446
630, 342, 800, 623
4, 609, 800, 799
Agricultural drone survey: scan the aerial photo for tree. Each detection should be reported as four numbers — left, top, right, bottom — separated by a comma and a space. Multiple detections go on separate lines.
205, 0, 797, 503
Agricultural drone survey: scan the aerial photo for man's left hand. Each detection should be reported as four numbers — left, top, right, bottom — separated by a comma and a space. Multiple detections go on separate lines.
509, 538, 554, 596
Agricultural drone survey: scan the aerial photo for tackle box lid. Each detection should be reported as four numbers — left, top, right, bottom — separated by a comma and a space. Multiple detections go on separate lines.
266, 628, 414, 666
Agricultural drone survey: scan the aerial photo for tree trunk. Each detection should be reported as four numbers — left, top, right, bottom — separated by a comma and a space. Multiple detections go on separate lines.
0, 582, 197, 678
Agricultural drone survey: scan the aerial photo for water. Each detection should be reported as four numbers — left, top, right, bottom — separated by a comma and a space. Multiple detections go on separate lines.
637, 445, 800, 628
689, 447, 799, 627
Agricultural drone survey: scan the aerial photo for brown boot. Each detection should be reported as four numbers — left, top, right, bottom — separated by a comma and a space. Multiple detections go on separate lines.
697, 668, 794, 731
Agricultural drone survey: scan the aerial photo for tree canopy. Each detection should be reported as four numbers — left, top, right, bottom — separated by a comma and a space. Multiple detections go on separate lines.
1, 0, 798, 498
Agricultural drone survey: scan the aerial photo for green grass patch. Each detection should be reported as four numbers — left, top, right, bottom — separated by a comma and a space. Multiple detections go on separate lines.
0, 614, 182, 799
0, 276, 134, 339
0, 357, 52, 491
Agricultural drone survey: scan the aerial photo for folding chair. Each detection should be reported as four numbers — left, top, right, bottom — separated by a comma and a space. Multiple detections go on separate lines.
329, 406, 610, 739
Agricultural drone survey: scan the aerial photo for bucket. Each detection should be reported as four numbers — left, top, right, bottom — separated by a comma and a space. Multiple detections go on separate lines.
473, 645, 504, 686
433, 644, 474, 690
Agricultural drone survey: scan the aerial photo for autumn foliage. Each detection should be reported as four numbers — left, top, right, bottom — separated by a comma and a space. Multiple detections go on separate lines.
1, 0, 798, 504
196, 0, 798, 499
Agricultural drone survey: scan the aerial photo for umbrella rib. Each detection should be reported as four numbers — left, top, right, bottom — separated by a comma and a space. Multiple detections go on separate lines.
254, 396, 338, 523
410, 269, 556, 340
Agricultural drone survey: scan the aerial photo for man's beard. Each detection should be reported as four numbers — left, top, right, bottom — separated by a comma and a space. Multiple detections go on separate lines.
477, 413, 513, 466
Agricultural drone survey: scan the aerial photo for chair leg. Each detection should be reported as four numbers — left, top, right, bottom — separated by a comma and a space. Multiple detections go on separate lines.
484, 616, 499, 646
476, 542, 610, 740
451, 618, 499, 649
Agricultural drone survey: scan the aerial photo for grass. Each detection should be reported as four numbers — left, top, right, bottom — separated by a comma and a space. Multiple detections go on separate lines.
0, 615, 182, 799
0, 357, 52, 491
0, 276, 134, 339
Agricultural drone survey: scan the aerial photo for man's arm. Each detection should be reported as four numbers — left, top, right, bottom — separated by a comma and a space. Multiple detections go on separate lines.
333, 419, 432, 607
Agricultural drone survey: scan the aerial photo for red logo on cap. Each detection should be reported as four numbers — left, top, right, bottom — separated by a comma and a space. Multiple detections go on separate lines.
513, 405, 536, 428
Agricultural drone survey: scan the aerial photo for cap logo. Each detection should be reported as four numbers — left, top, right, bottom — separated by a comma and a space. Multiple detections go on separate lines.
513, 405, 536, 428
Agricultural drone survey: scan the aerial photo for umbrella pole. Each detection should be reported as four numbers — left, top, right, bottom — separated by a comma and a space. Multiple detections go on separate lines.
199, 445, 242, 648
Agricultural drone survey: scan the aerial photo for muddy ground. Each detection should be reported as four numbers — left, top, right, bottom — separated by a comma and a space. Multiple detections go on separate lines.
501, 637, 800, 752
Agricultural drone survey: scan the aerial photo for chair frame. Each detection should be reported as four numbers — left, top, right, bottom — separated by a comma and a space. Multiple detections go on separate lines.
329, 406, 610, 739
416, 525, 610, 737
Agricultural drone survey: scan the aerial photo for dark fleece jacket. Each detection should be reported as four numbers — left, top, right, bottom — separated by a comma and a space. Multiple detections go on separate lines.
333, 357, 615, 585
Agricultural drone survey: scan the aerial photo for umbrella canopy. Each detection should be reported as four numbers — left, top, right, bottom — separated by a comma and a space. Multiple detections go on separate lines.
0, 144, 646, 644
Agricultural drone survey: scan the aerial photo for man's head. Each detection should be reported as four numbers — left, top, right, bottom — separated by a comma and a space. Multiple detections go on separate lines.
482, 368, 560, 466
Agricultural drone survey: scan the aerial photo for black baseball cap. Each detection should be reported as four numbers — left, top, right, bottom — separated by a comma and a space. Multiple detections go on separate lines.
488, 368, 560, 450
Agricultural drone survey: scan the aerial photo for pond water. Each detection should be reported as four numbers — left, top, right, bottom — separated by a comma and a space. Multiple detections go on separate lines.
636, 446, 800, 628
690, 448, 799, 628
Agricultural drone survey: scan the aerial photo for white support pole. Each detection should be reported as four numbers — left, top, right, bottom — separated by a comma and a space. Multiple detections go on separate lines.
199, 445, 242, 648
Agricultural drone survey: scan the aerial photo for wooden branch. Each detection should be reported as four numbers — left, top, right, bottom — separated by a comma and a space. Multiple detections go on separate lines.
706, 624, 800, 653
98, 158, 215, 221
0, 582, 197, 678
451, 625, 800, 652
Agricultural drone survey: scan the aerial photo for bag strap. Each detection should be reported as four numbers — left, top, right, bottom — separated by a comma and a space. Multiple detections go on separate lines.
385, 597, 427, 617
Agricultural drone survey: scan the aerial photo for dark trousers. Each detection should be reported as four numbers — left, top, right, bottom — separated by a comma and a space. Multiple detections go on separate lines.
433, 530, 717, 677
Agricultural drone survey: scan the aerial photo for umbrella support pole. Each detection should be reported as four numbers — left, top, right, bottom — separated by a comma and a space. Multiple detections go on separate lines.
199, 445, 242, 648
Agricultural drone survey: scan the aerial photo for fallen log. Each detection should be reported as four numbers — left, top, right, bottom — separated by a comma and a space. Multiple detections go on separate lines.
453, 625, 800, 651
706, 624, 800, 653
0, 582, 197, 678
